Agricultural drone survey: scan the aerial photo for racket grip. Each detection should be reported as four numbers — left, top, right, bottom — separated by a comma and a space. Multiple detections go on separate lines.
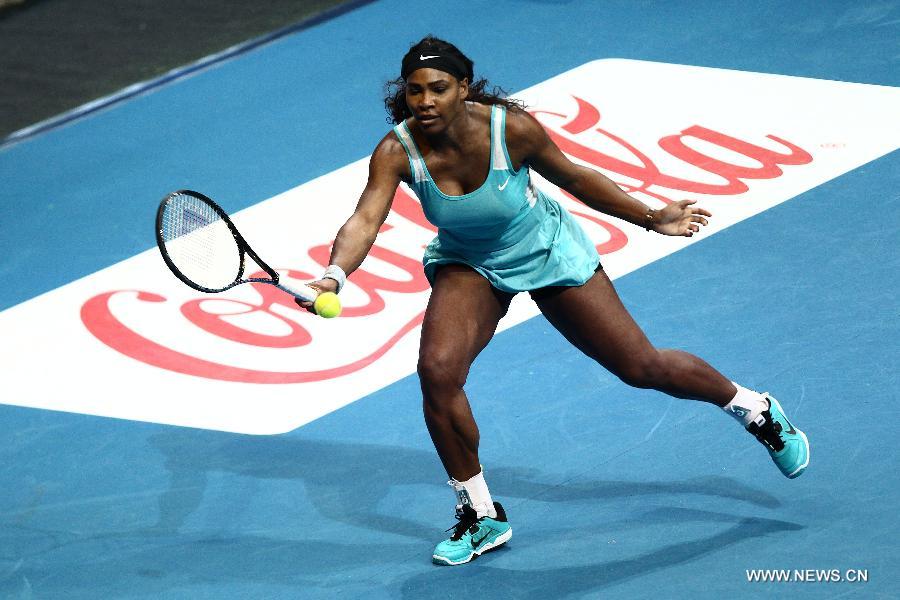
274, 282, 319, 303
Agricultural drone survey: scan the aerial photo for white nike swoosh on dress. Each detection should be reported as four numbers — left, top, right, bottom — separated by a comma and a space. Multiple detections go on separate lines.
498, 176, 511, 191
420, 55, 440, 60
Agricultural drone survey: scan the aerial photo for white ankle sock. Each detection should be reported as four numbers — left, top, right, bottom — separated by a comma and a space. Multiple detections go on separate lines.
723, 382, 769, 427
449, 469, 496, 518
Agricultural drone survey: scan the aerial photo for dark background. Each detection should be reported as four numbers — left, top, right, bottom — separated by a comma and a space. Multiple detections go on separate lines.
0, 0, 351, 139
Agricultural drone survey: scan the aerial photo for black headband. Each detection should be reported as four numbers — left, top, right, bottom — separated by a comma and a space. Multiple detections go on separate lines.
401, 51, 468, 81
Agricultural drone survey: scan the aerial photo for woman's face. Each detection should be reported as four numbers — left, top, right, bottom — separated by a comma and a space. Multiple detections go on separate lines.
405, 68, 468, 134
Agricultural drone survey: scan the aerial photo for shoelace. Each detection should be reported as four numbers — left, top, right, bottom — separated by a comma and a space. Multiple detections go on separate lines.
447, 505, 480, 541
747, 410, 786, 452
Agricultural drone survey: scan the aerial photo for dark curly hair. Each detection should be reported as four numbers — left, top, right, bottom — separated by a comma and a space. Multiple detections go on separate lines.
384, 35, 524, 125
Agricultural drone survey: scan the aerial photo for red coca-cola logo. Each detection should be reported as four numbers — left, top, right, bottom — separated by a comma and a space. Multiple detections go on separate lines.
81, 96, 812, 382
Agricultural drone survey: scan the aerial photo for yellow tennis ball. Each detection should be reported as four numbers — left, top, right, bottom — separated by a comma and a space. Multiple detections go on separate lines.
313, 292, 342, 318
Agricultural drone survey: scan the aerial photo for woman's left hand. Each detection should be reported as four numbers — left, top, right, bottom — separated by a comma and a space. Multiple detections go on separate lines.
653, 200, 712, 237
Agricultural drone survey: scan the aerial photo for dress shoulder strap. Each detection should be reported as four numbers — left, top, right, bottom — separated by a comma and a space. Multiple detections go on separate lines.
392, 121, 428, 184
491, 105, 511, 172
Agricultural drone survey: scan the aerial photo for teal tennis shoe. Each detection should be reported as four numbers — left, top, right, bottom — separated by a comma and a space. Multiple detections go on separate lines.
432, 502, 512, 566
747, 393, 809, 478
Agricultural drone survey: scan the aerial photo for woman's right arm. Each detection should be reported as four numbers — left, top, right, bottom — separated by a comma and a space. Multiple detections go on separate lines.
299, 132, 408, 302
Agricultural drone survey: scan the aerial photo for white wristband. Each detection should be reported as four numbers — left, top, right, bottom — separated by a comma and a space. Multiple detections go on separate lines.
322, 264, 346, 294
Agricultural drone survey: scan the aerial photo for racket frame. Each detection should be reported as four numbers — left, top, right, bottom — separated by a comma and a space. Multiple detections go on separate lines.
156, 189, 316, 302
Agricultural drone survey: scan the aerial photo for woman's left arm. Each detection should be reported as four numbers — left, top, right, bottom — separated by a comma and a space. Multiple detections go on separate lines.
507, 109, 710, 237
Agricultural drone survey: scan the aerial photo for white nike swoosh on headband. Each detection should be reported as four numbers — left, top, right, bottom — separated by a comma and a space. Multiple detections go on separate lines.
420, 55, 440, 60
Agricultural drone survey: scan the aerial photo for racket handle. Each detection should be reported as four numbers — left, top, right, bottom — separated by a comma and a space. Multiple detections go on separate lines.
274, 282, 319, 303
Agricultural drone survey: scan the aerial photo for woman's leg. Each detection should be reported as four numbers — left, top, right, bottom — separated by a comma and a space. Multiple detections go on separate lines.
530, 269, 736, 405
418, 264, 514, 480
531, 268, 810, 479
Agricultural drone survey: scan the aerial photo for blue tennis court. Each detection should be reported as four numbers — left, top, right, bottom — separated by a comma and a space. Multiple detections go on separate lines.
1, 2, 898, 598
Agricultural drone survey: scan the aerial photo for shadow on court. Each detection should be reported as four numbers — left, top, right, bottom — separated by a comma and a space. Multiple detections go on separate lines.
397, 512, 803, 599
146, 429, 782, 536
0, 426, 793, 597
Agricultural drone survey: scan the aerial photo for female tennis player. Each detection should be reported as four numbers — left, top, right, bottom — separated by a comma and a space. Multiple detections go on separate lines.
300, 36, 809, 566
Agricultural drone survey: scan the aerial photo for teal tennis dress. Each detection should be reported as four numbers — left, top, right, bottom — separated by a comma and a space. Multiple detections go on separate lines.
393, 105, 600, 293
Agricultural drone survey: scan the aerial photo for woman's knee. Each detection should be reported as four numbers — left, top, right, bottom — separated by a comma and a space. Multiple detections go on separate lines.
614, 349, 669, 389
417, 348, 468, 394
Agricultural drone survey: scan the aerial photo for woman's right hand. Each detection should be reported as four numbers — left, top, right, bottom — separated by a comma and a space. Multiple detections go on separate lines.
295, 278, 339, 313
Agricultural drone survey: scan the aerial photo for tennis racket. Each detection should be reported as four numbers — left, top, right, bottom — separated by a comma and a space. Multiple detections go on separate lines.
156, 189, 340, 316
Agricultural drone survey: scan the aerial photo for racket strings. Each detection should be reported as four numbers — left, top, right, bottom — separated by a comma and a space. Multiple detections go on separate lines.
160, 193, 242, 291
